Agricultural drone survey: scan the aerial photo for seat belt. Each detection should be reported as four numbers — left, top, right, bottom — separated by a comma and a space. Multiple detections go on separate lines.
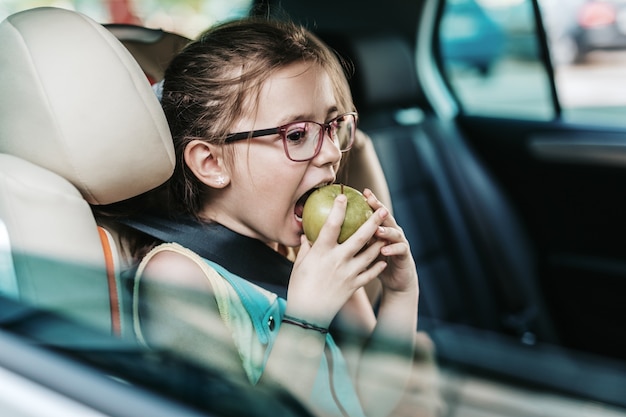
118, 216, 291, 299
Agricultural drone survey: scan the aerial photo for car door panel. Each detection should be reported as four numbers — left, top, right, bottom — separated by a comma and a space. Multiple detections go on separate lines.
456, 115, 626, 359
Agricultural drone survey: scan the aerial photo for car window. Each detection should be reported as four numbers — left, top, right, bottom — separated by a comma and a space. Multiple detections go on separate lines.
438, 0, 554, 120
542, 0, 626, 126
438, 0, 626, 127
0, 0, 253, 38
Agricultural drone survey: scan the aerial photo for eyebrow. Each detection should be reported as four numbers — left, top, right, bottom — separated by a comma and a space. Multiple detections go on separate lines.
277, 106, 339, 125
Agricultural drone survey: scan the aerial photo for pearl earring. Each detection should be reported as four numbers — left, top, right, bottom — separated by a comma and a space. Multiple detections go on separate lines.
216, 176, 225, 186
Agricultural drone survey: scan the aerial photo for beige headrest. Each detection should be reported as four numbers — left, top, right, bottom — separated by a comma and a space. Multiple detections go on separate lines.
0, 7, 175, 205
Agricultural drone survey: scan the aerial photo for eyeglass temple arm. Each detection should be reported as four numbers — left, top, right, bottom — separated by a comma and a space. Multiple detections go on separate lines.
225, 127, 280, 143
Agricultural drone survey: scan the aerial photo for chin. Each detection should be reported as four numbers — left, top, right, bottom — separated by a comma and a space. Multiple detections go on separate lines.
283, 225, 304, 248
285, 234, 303, 249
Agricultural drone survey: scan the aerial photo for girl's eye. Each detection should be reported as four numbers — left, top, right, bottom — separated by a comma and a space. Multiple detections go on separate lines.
284, 124, 308, 143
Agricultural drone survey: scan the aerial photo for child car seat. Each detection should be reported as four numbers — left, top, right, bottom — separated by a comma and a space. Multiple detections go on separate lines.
0, 7, 175, 337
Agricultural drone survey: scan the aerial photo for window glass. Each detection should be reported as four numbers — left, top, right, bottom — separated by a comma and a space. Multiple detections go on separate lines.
439, 0, 626, 127
0, 0, 253, 39
542, 0, 626, 126
438, 0, 554, 120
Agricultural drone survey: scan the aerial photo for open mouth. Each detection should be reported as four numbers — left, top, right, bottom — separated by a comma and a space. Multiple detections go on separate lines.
294, 183, 331, 222
294, 189, 315, 222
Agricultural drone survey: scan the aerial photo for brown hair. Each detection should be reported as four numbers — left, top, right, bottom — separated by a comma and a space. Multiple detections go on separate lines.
94, 17, 355, 261
160, 17, 355, 217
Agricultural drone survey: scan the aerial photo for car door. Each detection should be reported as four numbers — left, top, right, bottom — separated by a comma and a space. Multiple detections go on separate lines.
436, 0, 626, 361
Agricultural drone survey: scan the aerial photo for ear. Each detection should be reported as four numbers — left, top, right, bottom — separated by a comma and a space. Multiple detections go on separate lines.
184, 140, 231, 189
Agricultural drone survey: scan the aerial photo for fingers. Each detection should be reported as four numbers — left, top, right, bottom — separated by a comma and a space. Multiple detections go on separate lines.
375, 222, 412, 258
380, 242, 410, 258
355, 260, 388, 287
362, 189, 412, 259
312, 189, 408, 262
297, 233, 311, 257
356, 237, 386, 265
375, 224, 403, 244
315, 193, 347, 245
343, 205, 388, 251
363, 188, 384, 211
363, 188, 399, 228
314, 189, 393, 249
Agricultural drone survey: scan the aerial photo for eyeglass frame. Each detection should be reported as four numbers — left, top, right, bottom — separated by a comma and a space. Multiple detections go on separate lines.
224, 112, 358, 162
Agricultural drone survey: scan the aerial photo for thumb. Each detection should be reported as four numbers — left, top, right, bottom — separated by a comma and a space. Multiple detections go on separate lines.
295, 234, 311, 259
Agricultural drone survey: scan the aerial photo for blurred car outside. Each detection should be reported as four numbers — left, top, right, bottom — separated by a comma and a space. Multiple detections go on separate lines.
439, 0, 506, 75
542, 0, 626, 65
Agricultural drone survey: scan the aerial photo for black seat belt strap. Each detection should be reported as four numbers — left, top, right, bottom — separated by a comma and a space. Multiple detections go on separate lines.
119, 216, 291, 299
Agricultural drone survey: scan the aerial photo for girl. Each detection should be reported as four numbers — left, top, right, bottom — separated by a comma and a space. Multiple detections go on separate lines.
131, 17, 419, 417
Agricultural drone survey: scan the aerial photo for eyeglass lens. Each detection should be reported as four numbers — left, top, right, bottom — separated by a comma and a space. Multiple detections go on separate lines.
284, 114, 355, 161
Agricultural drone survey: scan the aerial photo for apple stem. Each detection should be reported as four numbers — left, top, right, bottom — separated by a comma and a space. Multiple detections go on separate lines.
341, 183, 344, 194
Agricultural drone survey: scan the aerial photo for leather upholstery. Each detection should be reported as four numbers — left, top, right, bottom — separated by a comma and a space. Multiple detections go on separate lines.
323, 32, 558, 343
0, 7, 174, 333
0, 7, 174, 205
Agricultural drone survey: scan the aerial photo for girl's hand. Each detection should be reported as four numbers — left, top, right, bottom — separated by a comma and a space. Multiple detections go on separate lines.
362, 188, 418, 295
288, 193, 389, 327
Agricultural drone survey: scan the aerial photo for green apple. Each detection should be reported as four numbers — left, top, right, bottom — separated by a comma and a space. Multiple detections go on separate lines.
302, 184, 374, 243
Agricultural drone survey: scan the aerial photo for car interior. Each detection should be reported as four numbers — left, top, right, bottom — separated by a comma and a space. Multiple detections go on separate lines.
251, 0, 626, 405
0, 6, 175, 336
314, 29, 559, 344
0, 8, 314, 417
2, 0, 626, 416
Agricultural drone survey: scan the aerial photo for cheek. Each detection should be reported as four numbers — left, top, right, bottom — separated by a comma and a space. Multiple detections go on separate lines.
230, 142, 309, 195
230, 143, 274, 182
234, 150, 285, 189
256, 162, 304, 190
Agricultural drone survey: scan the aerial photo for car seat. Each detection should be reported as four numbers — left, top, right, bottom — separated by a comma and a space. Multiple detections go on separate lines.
316, 32, 560, 345
0, 7, 175, 338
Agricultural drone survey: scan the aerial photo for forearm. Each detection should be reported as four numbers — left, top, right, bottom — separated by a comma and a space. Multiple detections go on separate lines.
260, 320, 327, 408
372, 284, 418, 348
357, 285, 419, 417
331, 287, 378, 381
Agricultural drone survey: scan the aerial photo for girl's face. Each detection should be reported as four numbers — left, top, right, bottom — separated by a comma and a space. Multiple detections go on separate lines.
209, 61, 344, 248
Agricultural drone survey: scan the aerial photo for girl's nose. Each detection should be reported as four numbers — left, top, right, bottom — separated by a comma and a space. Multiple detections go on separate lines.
312, 129, 342, 166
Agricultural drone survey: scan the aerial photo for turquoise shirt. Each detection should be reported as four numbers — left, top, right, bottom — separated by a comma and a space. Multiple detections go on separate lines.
204, 259, 366, 417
